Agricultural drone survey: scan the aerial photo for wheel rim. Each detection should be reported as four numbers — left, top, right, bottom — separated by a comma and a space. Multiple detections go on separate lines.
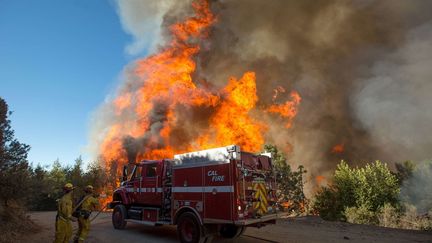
181, 218, 196, 242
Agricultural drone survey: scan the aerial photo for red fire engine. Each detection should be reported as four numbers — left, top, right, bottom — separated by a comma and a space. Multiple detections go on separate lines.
108, 145, 280, 243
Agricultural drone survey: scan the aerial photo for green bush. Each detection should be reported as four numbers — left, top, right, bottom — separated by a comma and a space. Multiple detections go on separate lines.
313, 160, 400, 223
313, 186, 343, 220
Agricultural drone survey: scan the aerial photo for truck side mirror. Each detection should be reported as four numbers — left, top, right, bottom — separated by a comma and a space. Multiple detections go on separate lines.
122, 165, 128, 182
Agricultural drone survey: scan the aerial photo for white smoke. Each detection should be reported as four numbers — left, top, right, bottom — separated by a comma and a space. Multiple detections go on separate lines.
115, 0, 177, 55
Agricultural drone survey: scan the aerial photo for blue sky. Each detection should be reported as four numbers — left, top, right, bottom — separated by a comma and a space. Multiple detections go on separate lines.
0, 0, 137, 168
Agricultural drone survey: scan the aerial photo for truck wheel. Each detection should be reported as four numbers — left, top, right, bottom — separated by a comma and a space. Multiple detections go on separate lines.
112, 204, 127, 229
219, 224, 244, 238
177, 212, 204, 243
237, 226, 246, 237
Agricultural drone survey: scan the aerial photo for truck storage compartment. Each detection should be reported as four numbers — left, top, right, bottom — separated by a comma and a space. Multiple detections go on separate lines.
142, 208, 159, 222
128, 207, 143, 220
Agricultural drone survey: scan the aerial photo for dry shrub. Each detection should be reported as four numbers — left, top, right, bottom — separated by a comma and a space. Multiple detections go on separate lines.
344, 205, 378, 225
377, 203, 400, 228
376, 203, 432, 231
399, 204, 432, 231
0, 201, 39, 243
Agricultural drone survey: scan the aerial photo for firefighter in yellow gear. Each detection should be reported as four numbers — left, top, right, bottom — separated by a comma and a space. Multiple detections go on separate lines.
73, 185, 100, 243
54, 183, 75, 243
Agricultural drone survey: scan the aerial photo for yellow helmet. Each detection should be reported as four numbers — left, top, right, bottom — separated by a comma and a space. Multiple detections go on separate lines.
85, 185, 94, 193
63, 183, 74, 190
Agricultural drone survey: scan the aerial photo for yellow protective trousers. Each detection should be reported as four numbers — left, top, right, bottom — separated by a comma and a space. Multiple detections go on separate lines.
74, 216, 90, 243
54, 217, 72, 243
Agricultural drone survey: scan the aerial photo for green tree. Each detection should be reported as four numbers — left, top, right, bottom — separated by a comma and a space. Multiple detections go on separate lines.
67, 156, 84, 197
354, 161, 399, 211
264, 144, 307, 212
49, 159, 67, 185
84, 161, 108, 192
28, 164, 56, 210
69, 156, 83, 186
45, 159, 69, 207
0, 97, 31, 207
28, 158, 112, 211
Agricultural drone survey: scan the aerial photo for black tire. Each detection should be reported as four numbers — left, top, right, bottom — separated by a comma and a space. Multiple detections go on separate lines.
219, 224, 244, 239
177, 212, 204, 243
112, 204, 127, 229
237, 225, 246, 237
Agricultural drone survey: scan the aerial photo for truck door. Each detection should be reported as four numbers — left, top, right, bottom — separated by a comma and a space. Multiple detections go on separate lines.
125, 165, 142, 204
138, 163, 162, 206
204, 163, 233, 220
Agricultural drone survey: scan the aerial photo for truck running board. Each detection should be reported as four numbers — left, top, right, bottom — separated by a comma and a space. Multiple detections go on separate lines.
125, 219, 171, 226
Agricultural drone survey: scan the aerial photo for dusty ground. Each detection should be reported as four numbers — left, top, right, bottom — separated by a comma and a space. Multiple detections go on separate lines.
19, 211, 432, 243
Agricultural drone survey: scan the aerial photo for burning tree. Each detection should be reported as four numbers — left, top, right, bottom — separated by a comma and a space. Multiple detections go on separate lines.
95, 0, 301, 179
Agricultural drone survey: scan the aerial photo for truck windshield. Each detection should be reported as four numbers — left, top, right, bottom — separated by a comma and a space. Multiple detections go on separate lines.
128, 165, 142, 181
146, 163, 157, 177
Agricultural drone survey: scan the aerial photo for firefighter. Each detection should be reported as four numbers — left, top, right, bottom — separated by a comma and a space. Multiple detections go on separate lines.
54, 183, 75, 243
73, 185, 100, 243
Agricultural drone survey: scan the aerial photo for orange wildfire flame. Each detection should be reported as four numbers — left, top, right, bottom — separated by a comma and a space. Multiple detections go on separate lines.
272, 86, 286, 101
315, 175, 326, 185
331, 143, 344, 154
266, 91, 301, 128
99, 0, 301, 174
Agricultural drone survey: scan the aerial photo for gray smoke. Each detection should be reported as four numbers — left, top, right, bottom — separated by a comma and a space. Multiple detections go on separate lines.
353, 21, 432, 163
93, 1, 432, 190
401, 161, 432, 213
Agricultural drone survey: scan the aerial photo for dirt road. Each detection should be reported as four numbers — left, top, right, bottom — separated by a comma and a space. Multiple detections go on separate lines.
22, 212, 431, 243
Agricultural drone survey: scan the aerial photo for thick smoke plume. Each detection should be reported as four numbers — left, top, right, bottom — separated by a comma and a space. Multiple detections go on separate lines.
90, 0, 432, 194
196, 0, 432, 174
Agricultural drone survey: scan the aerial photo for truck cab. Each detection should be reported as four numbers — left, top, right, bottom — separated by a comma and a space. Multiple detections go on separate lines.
110, 159, 174, 224
119, 160, 165, 207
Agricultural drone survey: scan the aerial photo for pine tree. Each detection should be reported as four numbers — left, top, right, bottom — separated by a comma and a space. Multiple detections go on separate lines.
0, 97, 31, 207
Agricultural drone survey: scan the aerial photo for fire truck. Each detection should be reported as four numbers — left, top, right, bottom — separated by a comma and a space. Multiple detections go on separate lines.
108, 145, 280, 243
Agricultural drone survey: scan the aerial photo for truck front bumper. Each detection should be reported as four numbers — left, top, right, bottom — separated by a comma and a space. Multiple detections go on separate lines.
107, 201, 122, 209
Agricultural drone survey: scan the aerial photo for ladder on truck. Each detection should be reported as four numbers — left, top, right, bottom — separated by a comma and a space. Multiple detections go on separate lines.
161, 160, 173, 221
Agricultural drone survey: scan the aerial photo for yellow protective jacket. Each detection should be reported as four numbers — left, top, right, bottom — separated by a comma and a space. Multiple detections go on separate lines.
57, 192, 73, 221
74, 194, 100, 242
80, 195, 99, 212
54, 192, 73, 243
